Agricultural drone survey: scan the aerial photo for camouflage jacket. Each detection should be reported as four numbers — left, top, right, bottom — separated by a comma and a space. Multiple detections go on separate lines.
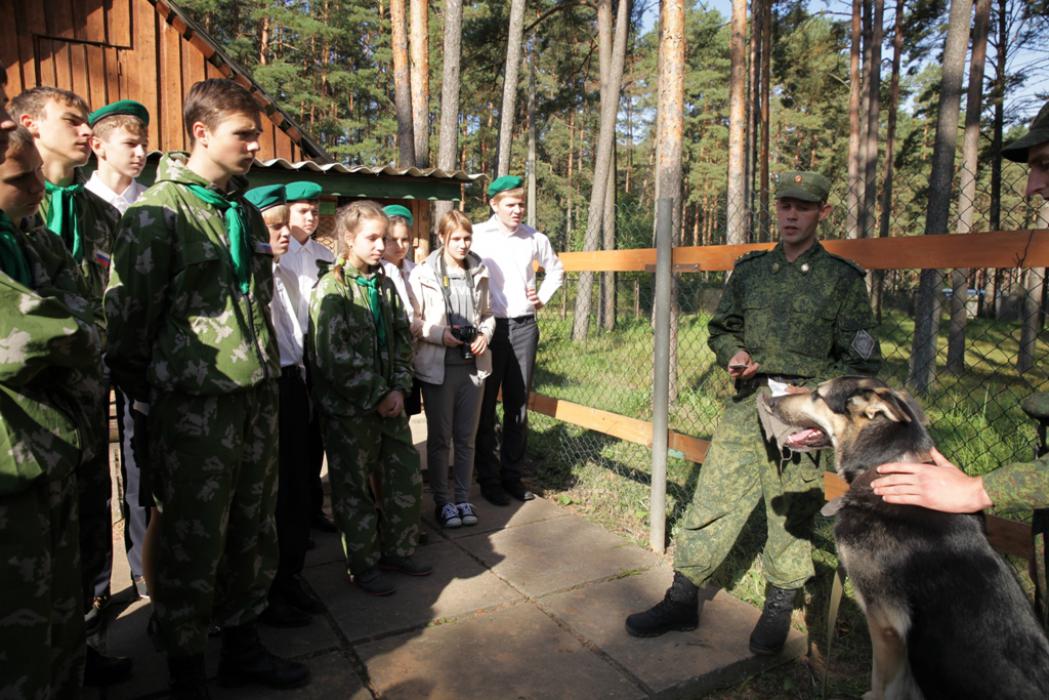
104, 153, 280, 400
307, 260, 413, 417
982, 461, 1049, 511
38, 172, 120, 311
0, 229, 102, 494
709, 242, 881, 382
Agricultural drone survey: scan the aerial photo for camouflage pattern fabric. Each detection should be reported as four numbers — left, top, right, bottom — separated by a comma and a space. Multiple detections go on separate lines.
0, 233, 103, 697
38, 179, 120, 323
674, 241, 880, 589
708, 242, 881, 379
104, 152, 280, 403
319, 412, 422, 573
983, 461, 1049, 511
674, 388, 824, 589
307, 260, 419, 573
149, 383, 279, 655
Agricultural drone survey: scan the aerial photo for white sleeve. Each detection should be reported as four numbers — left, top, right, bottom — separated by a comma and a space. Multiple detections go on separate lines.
535, 233, 564, 306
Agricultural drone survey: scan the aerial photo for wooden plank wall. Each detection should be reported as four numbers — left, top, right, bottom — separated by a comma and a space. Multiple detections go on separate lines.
2, 0, 301, 160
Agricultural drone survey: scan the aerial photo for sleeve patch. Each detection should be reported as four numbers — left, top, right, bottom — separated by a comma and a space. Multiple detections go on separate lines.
851, 329, 875, 360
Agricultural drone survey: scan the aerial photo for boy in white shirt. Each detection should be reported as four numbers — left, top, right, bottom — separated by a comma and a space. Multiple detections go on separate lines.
279, 181, 336, 534
85, 100, 148, 214
470, 175, 564, 506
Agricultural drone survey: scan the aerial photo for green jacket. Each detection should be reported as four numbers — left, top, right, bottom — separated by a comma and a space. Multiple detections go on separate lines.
709, 242, 881, 382
104, 153, 280, 400
982, 461, 1049, 512
38, 175, 120, 310
307, 260, 413, 417
0, 229, 102, 494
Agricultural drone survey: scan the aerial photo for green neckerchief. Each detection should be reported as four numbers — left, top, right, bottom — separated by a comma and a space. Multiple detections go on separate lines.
186, 184, 251, 294
354, 271, 388, 347
0, 211, 31, 286
44, 180, 84, 262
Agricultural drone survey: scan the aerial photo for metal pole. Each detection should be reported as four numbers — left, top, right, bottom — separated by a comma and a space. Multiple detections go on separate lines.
526, 38, 537, 228
650, 198, 673, 553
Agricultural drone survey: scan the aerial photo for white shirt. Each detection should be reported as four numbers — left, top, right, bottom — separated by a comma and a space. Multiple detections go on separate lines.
381, 257, 418, 323
470, 215, 564, 318
272, 236, 335, 367
84, 171, 146, 215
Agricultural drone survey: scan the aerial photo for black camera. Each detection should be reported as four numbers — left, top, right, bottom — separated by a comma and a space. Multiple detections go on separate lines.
450, 325, 479, 359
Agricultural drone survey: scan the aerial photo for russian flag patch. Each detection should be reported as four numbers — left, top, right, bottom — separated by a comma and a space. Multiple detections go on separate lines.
255, 241, 273, 255
94, 250, 111, 268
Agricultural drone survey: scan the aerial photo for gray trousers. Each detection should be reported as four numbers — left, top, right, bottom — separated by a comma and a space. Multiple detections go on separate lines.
421, 363, 485, 505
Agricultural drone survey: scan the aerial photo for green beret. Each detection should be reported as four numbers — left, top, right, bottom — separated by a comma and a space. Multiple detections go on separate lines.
774, 171, 831, 203
1002, 100, 1049, 164
284, 181, 323, 202
88, 100, 149, 128
382, 204, 414, 226
245, 184, 286, 211
487, 175, 524, 197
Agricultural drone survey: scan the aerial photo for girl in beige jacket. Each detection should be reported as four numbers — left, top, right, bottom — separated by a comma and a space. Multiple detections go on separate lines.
409, 211, 496, 528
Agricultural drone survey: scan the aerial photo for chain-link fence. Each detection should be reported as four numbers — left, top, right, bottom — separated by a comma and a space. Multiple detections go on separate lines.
529, 164, 1049, 539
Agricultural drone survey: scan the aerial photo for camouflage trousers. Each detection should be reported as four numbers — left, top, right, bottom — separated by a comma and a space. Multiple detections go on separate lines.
149, 382, 279, 656
319, 411, 422, 574
0, 473, 84, 699
674, 388, 823, 590
79, 400, 113, 611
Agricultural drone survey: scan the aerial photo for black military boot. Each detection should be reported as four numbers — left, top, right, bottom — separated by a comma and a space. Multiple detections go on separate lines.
748, 585, 799, 655
217, 622, 310, 689
624, 571, 700, 638
168, 653, 210, 700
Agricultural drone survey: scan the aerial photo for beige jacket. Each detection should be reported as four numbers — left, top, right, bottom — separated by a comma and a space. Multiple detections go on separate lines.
409, 249, 495, 384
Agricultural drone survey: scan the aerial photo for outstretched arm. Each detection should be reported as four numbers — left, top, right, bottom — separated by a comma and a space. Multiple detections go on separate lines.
872, 448, 993, 513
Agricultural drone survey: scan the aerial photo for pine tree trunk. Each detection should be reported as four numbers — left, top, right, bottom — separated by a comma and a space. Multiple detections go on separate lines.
947, 0, 991, 373
726, 0, 748, 247
846, 0, 863, 239
907, 0, 974, 394
410, 0, 430, 167
571, 0, 629, 342
434, 0, 463, 240
758, 0, 771, 242
496, 0, 527, 177
861, 0, 882, 239
875, 0, 905, 321
390, 0, 416, 167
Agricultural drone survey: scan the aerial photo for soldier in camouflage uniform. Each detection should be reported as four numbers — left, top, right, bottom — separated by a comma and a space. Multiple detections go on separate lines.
626, 171, 881, 654
0, 120, 101, 696
9, 86, 131, 684
873, 100, 1049, 512
306, 200, 427, 597
104, 79, 308, 696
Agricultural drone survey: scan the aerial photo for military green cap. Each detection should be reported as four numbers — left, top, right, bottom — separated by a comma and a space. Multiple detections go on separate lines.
774, 171, 831, 203
88, 100, 149, 128
487, 174, 523, 197
245, 184, 285, 211
284, 180, 323, 202
1002, 100, 1049, 164
382, 204, 414, 226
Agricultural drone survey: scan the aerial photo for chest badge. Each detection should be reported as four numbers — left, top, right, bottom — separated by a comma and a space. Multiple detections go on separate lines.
771, 262, 780, 273
800, 263, 810, 274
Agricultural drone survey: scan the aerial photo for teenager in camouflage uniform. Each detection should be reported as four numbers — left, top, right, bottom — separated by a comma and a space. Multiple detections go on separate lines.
104, 79, 308, 696
626, 171, 881, 654
306, 200, 428, 597
0, 118, 100, 696
874, 100, 1049, 512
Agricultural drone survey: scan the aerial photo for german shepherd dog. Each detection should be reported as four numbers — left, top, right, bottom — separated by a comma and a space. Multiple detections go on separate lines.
760, 376, 1049, 700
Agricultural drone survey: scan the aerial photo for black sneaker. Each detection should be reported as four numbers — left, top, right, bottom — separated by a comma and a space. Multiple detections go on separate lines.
502, 479, 536, 501
378, 555, 433, 576
259, 598, 312, 628
133, 575, 150, 600
218, 623, 310, 689
279, 575, 325, 615
624, 572, 700, 638
748, 585, 798, 655
481, 482, 511, 506
352, 567, 396, 596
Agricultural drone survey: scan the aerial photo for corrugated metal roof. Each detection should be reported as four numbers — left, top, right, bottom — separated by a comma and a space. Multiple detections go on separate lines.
254, 158, 483, 183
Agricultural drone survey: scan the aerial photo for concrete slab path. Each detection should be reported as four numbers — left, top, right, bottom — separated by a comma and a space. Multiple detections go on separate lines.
90, 415, 804, 699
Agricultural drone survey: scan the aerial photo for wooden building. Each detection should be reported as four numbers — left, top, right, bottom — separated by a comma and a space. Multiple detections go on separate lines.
1, 0, 329, 162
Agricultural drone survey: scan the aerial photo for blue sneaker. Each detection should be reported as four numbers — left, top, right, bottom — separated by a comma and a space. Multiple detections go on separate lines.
436, 503, 462, 528
456, 502, 479, 526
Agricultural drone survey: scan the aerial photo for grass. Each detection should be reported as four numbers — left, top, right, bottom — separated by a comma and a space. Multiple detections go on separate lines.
524, 302, 1049, 698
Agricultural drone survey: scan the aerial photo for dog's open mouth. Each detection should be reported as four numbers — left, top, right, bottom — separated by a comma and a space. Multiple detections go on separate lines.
784, 428, 830, 450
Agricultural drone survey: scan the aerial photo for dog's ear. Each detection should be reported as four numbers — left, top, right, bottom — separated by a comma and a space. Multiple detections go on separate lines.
849, 389, 912, 423
893, 389, 929, 426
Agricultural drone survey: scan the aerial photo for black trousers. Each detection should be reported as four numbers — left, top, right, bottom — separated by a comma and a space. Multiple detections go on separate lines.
275, 367, 315, 591
115, 390, 151, 581
475, 316, 539, 486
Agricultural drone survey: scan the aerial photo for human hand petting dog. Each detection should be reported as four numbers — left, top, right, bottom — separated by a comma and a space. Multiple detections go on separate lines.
727, 349, 760, 379
872, 447, 993, 513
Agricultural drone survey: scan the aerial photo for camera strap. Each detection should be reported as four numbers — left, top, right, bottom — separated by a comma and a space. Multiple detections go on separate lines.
436, 249, 474, 327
